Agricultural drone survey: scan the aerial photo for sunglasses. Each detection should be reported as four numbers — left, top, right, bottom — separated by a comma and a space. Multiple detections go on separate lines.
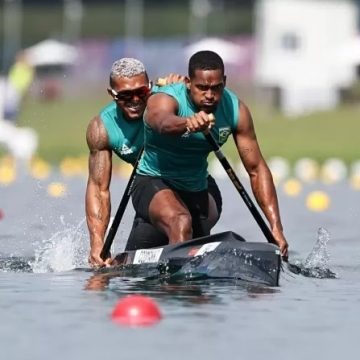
110, 85, 151, 101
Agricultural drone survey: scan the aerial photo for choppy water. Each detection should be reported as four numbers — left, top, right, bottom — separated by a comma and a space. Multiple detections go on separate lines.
1, 172, 359, 360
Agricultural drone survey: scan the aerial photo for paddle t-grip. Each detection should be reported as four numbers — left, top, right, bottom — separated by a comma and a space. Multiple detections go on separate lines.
156, 78, 167, 86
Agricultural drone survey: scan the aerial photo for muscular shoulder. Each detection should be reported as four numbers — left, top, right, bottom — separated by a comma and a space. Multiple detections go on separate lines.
86, 116, 109, 152
148, 91, 178, 107
146, 91, 179, 116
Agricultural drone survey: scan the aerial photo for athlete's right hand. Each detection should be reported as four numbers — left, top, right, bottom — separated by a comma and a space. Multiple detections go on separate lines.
185, 111, 215, 133
88, 246, 112, 268
156, 73, 185, 86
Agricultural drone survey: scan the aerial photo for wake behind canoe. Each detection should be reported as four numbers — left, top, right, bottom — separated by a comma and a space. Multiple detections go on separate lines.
111, 231, 281, 286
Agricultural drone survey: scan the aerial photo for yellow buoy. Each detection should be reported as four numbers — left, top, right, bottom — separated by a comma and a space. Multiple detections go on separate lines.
47, 182, 67, 198
350, 161, 360, 190
0, 165, 16, 185
283, 178, 302, 197
115, 163, 133, 178
350, 174, 360, 190
60, 156, 88, 177
30, 158, 51, 180
306, 191, 330, 212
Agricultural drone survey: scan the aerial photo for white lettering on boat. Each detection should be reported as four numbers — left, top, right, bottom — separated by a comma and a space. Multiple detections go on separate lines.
195, 242, 221, 256
133, 248, 164, 264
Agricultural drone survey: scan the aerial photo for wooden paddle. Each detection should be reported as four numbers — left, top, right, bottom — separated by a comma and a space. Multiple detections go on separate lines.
100, 148, 143, 260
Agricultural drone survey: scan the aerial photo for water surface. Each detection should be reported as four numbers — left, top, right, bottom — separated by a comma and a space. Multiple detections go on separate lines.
1, 174, 359, 360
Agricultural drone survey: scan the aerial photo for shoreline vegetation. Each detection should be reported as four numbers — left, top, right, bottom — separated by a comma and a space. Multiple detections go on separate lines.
15, 97, 360, 167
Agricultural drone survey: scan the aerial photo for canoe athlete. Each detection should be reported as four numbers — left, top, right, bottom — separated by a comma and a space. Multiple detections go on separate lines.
85, 58, 222, 266
131, 50, 289, 258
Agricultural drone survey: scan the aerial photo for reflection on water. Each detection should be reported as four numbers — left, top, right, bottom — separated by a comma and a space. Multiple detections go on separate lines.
83, 269, 280, 307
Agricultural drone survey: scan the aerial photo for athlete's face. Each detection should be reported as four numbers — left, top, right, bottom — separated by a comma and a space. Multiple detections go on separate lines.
186, 69, 226, 113
108, 73, 151, 120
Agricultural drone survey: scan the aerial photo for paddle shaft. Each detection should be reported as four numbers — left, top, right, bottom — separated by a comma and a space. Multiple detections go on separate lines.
205, 132, 277, 245
100, 149, 143, 260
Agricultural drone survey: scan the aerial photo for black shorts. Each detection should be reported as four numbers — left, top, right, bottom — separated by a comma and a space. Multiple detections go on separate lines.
125, 174, 222, 251
131, 174, 222, 223
125, 217, 168, 251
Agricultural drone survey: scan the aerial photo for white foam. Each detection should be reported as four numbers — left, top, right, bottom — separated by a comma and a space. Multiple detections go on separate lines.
30, 218, 88, 273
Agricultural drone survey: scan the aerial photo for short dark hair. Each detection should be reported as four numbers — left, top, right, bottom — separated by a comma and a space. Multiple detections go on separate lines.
188, 50, 224, 78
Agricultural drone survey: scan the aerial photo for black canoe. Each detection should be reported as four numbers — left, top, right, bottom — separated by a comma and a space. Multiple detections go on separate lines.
112, 231, 281, 286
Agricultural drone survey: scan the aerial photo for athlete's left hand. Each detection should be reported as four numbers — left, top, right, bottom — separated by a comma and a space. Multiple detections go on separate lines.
271, 227, 289, 260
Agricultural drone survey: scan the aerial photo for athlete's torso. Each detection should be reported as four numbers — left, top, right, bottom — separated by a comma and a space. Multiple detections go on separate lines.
138, 83, 239, 191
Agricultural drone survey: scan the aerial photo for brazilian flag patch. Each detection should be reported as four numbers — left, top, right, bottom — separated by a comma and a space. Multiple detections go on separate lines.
218, 127, 231, 143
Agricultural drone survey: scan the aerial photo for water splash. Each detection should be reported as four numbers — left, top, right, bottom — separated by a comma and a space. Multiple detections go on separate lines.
287, 227, 336, 279
0, 256, 33, 272
304, 227, 330, 269
30, 218, 88, 273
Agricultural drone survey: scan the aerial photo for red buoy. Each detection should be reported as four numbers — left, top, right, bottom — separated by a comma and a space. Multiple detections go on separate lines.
111, 295, 162, 326
0, 209, 4, 221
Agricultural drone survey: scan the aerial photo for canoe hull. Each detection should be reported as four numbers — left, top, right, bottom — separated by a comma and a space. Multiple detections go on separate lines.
112, 231, 281, 286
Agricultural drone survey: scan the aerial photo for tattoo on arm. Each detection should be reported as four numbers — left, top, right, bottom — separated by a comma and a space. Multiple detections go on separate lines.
239, 147, 255, 158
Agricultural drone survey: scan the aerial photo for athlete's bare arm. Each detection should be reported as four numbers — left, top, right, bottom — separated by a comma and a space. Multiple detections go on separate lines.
85, 116, 112, 266
233, 101, 288, 258
145, 94, 213, 134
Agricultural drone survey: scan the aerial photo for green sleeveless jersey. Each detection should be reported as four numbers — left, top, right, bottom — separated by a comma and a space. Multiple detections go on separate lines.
99, 85, 162, 164
138, 83, 239, 191
99, 101, 143, 164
